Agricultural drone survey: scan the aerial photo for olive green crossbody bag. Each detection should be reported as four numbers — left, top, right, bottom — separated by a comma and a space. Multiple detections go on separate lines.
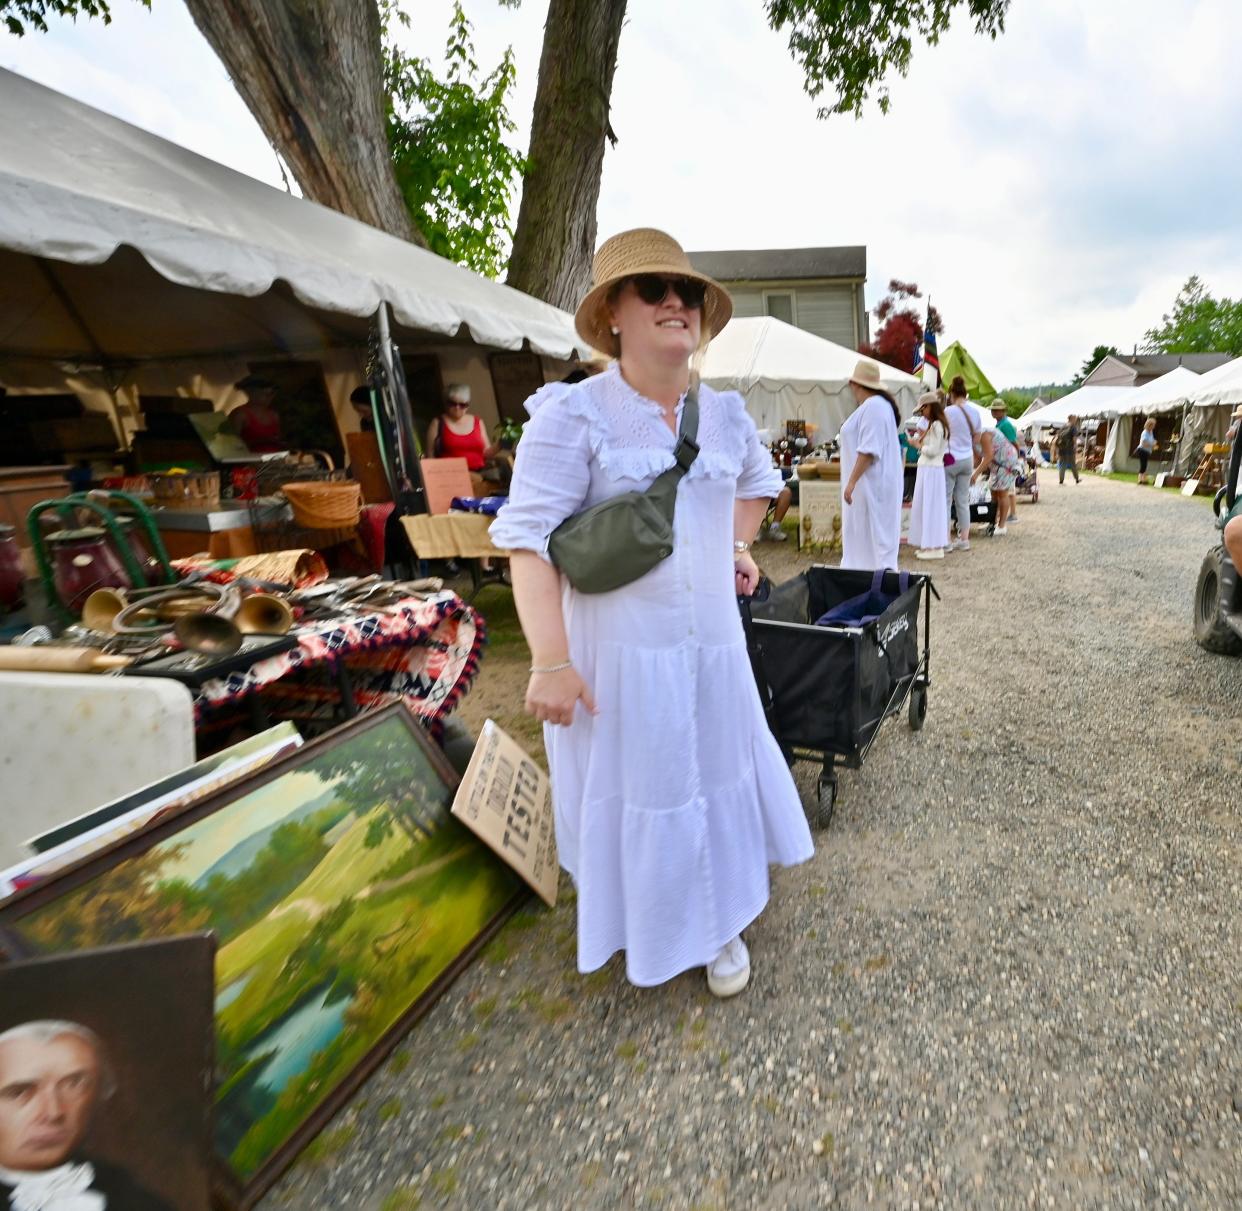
547, 390, 700, 594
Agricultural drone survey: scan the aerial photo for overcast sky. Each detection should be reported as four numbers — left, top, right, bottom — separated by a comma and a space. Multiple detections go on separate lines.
4, 0, 1242, 385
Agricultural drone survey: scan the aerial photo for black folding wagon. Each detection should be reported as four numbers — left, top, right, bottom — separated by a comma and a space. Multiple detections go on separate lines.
739, 565, 935, 829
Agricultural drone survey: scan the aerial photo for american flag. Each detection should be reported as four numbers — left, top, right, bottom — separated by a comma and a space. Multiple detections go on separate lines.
912, 302, 940, 387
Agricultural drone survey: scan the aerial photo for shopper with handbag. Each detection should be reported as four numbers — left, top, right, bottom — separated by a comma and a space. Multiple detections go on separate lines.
907, 391, 950, 559
489, 228, 813, 997
943, 376, 979, 550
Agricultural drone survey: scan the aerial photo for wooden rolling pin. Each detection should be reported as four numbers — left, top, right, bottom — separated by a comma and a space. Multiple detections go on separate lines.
0, 647, 132, 674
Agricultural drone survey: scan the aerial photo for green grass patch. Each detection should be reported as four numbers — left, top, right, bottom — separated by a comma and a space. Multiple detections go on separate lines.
428, 1167, 458, 1197
389, 1049, 411, 1075
301, 1123, 356, 1165
482, 936, 514, 966
473, 594, 528, 653
864, 954, 889, 972
616, 1040, 638, 1060
473, 995, 499, 1022
509, 986, 542, 1012
378, 1098, 403, 1123
437, 1122, 468, 1144
429, 1093, 447, 1110
381, 1189, 421, 1211
456, 1031, 481, 1053
1097, 470, 1214, 503
537, 996, 574, 1024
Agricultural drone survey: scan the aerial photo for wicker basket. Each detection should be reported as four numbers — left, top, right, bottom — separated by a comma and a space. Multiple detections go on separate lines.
281, 480, 362, 529
150, 471, 220, 510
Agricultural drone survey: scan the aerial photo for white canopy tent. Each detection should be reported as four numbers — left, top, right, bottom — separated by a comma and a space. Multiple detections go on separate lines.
1165, 357, 1242, 473
1189, 357, 1242, 408
1100, 367, 1200, 472
698, 316, 921, 440
0, 68, 585, 443
1015, 384, 1131, 431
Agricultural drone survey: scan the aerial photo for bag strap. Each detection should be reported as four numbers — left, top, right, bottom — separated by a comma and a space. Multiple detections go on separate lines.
650, 387, 701, 486
870, 570, 885, 593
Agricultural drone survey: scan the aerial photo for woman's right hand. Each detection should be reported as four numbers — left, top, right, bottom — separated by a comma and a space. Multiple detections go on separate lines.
525, 666, 598, 726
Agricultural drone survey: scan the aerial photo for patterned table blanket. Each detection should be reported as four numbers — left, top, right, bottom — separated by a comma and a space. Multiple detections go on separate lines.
192, 591, 485, 730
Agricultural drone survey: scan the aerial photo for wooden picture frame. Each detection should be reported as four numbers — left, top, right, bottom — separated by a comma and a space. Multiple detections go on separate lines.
0, 705, 525, 1210
488, 351, 545, 423
0, 936, 216, 1211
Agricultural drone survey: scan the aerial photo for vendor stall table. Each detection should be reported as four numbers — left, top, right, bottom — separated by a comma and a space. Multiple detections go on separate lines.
400, 513, 510, 600
147, 501, 262, 559
192, 589, 484, 748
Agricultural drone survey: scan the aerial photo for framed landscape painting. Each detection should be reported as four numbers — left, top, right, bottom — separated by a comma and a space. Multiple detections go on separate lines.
0, 705, 526, 1209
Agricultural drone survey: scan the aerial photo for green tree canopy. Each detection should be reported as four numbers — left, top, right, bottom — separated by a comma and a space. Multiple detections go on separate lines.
383, 1, 525, 277
766, 0, 1010, 117
1142, 276, 1242, 357
1075, 343, 1120, 384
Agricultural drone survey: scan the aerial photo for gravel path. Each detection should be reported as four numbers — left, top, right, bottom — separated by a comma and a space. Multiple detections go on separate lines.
261, 475, 1241, 1211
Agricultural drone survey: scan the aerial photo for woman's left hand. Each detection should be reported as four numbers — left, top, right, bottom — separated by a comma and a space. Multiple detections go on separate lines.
734, 552, 761, 596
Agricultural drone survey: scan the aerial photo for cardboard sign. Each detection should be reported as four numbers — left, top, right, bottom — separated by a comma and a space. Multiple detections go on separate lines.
452, 720, 558, 905
798, 478, 843, 553
420, 456, 474, 514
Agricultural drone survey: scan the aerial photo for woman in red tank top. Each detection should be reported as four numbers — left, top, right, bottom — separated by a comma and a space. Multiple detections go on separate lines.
426, 384, 495, 471
227, 375, 286, 453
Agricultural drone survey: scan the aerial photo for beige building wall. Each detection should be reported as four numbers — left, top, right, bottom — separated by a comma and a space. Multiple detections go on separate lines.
719, 280, 862, 348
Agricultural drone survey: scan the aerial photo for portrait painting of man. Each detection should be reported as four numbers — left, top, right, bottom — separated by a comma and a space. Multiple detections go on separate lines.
0, 938, 213, 1211
0, 1020, 172, 1210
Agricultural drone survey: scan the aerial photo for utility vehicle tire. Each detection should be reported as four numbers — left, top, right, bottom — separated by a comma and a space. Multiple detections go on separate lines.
1192, 547, 1242, 655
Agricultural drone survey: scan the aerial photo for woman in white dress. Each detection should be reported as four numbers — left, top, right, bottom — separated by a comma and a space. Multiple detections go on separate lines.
907, 391, 950, 559
489, 229, 813, 998
838, 360, 904, 570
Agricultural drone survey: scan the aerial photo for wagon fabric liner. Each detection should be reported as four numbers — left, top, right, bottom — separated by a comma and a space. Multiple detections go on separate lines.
747, 566, 923, 757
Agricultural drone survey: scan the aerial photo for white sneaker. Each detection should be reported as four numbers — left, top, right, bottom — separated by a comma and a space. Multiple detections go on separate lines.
1008, 512, 1020, 523
994, 526, 1007, 536
766, 523, 787, 542
915, 548, 944, 560
706, 935, 750, 998
952, 539, 971, 552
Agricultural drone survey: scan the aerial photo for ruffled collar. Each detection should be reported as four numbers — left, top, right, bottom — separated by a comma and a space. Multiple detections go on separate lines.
524, 365, 750, 483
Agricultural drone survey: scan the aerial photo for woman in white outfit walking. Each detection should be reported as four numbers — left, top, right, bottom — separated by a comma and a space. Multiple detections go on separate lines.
490, 229, 814, 999
907, 391, 950, 559
839, 360, 904, 571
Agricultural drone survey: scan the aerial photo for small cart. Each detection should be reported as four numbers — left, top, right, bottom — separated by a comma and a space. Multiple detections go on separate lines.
739, 566, 935, 828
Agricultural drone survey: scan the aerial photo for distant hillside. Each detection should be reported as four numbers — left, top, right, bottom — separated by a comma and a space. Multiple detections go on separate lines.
197, 789, 342, 885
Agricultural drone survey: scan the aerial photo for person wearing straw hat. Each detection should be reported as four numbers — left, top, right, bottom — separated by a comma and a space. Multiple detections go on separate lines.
990, 399, 1022, 523
838, 360, 904, 570
907, 391, 951, 559
490, 228, 813, 997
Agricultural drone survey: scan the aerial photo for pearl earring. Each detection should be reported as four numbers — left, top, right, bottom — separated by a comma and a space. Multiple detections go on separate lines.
610, 326, 620, 335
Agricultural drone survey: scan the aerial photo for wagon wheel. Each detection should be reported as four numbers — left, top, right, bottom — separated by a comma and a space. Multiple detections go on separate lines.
815, 772, 838, 829
908, 684, 928, 731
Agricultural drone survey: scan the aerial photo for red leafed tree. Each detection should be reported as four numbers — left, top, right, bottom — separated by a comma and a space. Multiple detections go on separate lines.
860, 280, 943, 373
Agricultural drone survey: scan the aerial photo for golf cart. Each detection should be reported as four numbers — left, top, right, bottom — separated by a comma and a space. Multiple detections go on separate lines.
1192, 430, 1242, 654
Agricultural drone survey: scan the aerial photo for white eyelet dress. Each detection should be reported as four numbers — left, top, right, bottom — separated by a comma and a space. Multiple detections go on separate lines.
489, 366, 814, 987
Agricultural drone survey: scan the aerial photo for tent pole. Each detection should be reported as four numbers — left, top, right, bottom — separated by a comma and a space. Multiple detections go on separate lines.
36, 259, 129, 445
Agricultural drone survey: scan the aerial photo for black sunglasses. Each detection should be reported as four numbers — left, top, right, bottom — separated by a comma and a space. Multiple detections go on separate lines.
629, 274, 706, 310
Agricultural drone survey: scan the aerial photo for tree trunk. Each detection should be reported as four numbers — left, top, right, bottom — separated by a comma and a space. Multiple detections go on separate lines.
183, 0, 421, 243
506, 0, 627, 310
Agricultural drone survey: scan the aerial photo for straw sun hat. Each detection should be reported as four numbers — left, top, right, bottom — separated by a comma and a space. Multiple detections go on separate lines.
848, 359, 883, 392
574, 228, 732, 357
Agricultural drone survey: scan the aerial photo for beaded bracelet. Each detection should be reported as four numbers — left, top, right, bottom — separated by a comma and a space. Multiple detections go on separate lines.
530, 661, 573, 674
